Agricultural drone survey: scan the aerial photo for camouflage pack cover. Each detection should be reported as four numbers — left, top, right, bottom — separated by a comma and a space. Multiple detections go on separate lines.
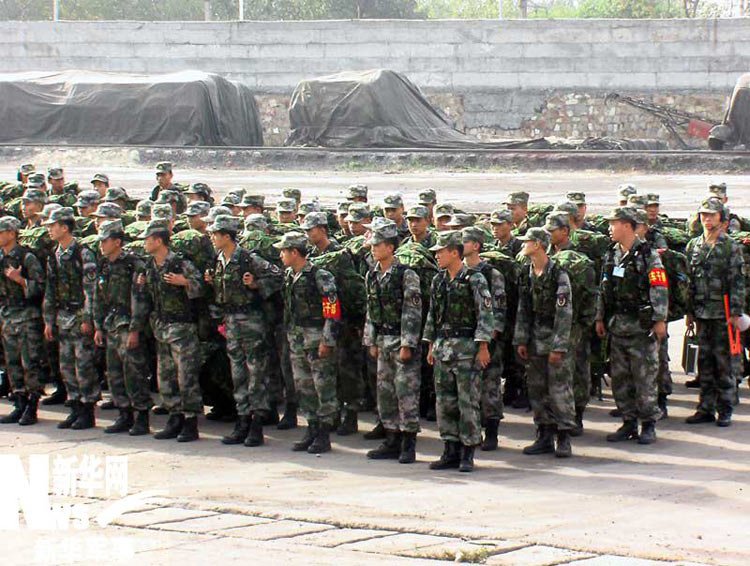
657, 248, 690, 322
553, 250, 597, 326
310, 248, 367, 322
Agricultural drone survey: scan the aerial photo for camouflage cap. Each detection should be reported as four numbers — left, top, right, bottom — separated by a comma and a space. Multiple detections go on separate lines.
298, 201, 320, 216
461, 226, 485, 244
102, 186, 129, 203
185, 182, 212, 196
185, 201, 211, 217
517, 227, 551, 247
273, 231, 308, 250
19, 163, 35, 176
40, 203, 62, 219
445, 213, 476, 228
91, 202, 123, 219
139, 219, 171, 239
566, 191, 586, 204
345, 203, 372, 223
205, 206, 234, 224
228, 187, 246, 200
151, 203, 174, 221
646, 193, 660, 205
708, 182, 728, 198
605, 206, 639, 223
370, 220, 399, 245
627, 194, 648, 209
0, 215, 22, 232
429, 230, 463, 252
634, 208, 648, 225
405, 205, 429, 220
300, 211, 328, 230
346, 184, 368, 200
276, 198, 297, 213
244, 213, 269, 232
90, 173, 109, 185
383, 193, 404, 209
42, 207, 76, 225
618, 183, 637, 199
241, 194, 265, 208
489, 209, 513, 224
221, 193, 242, 207
503, 191, 530, 206
135, 199, 153, 217
697, 197, 725, 215
74, 190, 101, 208
26, 173, 46, 188
155, 189, 180, 205
363, 217, 394, 231
47, 166, 64, 180
21, 188, 48, 204
336, 201, 350, 215
282, 188, 302, 203
434, 203, 455, 218
207, 214, 241, 234
97, 219, 125, 241
544, 211, 570, 231
418, 188, 437, 205
554, 201, 579, 218
155, 162, 172, 174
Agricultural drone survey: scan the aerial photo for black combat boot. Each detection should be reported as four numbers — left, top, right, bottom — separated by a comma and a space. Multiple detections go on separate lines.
555, 430, 572, 458
363, 420, 386, 440
71, 403, 96, 430
100, 399, 116, 410
657, 394, 668, 420
262, 401, 280, 426
244, 413, 265, 447
717, 410, 732, 427
685, 410, 715, 424
399, 432, 417, 464
42, 379, 67, 406
292, 422, 317, 452
58, 400, 81, 429
277, 403, 298, 430
609, 407, 622, 418
154, 413, 185, 439
336, 407, 358, 436
570, 407, 584, 437
606, 420, 639, 442
19, 393, 40, 426
222, 415, 250, 445
177, 416, 199, 442
459, 445, 476, 472
429, 441, 461, 470
685, 377, 701, 389
638, 421, 657, 444
366, 429, 401, 460
105, 408, 134, 434
308, 422, 331, 454
129, 410, 150, 436
152, 404, 169, 415
1, 393, 27, 424
523, 425, 555, 455
480, 418, 499, 451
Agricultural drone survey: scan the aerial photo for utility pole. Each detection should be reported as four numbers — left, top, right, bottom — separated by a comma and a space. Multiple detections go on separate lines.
53, 0, 59, 21
239, 0, 244, 20
498, 0, 503, 19
204, 1, 211, 21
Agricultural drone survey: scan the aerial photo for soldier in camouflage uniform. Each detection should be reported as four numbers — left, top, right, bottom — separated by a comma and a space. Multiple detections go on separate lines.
334, 202, 353, 243
207, 215, 283, 447
90, 173, 109, 198
403, 205, 438, 250
462, 226, 506, 452
434, 204, 455, 233
72, 190, 100, 238
133, 219, 204, 442
276, 232, 341, 454
185, 182, 214, 207
282, 188, 302, 211
505, 192, 530, 236
363, 220, 423, 464
239, 194, 264, 217
42, 207, 101, 430
514, 227, 575, 458
490, 209, 522, 258
0, 216, 46, 425
596, 207, 668, 445
424, 231, 494, 473
417, 188, 437, 225
271, 199, 299, 236
93, 220, 153, 435
618, 184, 637, 206
383, 194, 410, 241
346, 184, 368, 204
685, 198, 745, 427
47, 167, 78, 208
150, 162, 179, 202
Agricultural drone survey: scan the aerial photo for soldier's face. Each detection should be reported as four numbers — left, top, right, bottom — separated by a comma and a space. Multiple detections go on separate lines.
0, 230, 13, 248
384, 207, 403, 223
280, 248, 298, 267
507, 204, 527, 224
700, 212, 721, 232
548, 228, 565, 246
144, 235, 163, 255
92, 181, 107, 196
47, 222, 67, 242
156, 172, 173, 188
491, 222, 510, 241
435, 247, 459, 269
521, 240, 538, 257
187, 193, 203, 203
636, 224, 648, 238
79, 205, 96, 218
209, 231, 230, 251
408, 217, 428, 237
306, 226, 325, 245
371, 241, 394, 262
22, 201, 42, 220
49, 178, 65, 192
99, 237, 119, 257
348, 221, 366, 236
435, 216, 451, 232
646, 204, 659, 222
278, 212, 295, 223
609, 220, 631, 242
189, 216, 207, 232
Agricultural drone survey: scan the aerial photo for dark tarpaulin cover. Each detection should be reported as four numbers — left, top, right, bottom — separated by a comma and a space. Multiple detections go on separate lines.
0, 70, 263, 146
722, 73, 750, 148
285, 69, 551, 149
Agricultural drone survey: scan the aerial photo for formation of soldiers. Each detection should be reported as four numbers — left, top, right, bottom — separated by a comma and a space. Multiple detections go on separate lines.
0, 162, 745, 472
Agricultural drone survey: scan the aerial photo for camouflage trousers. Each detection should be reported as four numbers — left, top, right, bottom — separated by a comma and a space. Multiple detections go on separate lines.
375, 339, 421, 433
696, 318, 737, 415
525, 350, 576, 431
434, 357, 482, 446
105, 327, 152, 411
657, 332, 673, 397
609, 332, 661, 423
287, 327, 338, 427
570, 324, 591, 410
336, 320, 365, 410
225, 314, 270, 417
57, 314, 101, 404
152, 320, 203, 418
481, 339, 504, 421
1, 315, 44, 394
268, 322, 296, 405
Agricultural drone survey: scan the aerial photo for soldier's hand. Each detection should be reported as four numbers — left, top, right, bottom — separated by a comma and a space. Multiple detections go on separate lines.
476, 342, 491, 369
136, 274, 146, 286
426, 344, 435, 366
44, 324, 55, 342
126, 331, 140, 350
399, 346, 412, 362
94, 329, 105, 347
318, 343, 332, 359
368, 346, 379, 359
164, 272, 188, 287
4, 265, 23, 285
517, 345, 528, 360
548, 351, 564, 367
242, 272, 258, 288
595, 320, 607, 338
204, 270, 214, 284
652, 320, 667, 341
80, 321, 93, 337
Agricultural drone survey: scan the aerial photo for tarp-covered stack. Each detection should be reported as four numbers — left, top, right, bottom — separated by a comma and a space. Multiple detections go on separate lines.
709, 73, 750, 151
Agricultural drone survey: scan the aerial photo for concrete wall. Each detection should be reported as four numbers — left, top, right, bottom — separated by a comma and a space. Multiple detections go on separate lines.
2, 19, 748, 146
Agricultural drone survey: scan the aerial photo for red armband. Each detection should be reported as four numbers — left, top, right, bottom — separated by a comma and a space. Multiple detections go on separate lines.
322, 295, 341, 320
648, 268, 668, 288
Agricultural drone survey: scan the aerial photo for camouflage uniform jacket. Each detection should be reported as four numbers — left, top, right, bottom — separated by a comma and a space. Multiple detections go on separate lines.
93, 250, 145, 333
283, 261, 340, 349
0, 243, 45, 323
43, 239, 97, 327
